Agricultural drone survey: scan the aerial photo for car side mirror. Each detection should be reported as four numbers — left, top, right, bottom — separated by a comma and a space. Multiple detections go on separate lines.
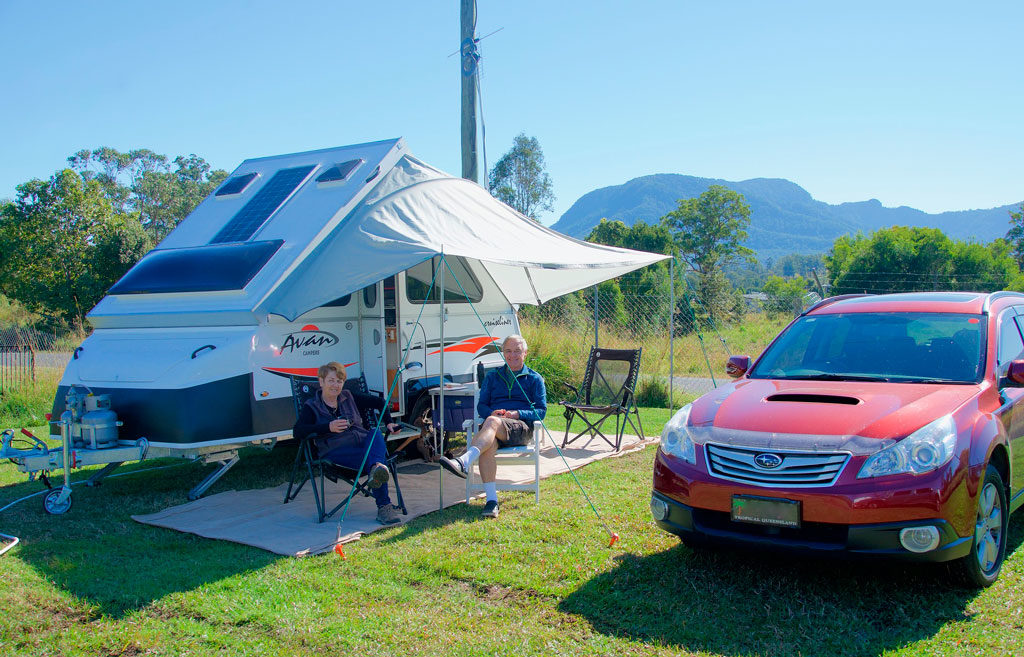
726, 355, 751, 378
1006, 360, 1024, 386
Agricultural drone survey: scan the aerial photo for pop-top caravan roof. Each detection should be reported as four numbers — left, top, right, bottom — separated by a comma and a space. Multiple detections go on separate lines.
90, 138, 668, 327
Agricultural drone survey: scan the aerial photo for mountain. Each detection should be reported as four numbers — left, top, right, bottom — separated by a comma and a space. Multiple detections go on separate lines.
551, 174, 1021, 259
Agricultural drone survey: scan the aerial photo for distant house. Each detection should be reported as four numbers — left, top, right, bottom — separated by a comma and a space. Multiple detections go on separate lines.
742, 292, 768, 311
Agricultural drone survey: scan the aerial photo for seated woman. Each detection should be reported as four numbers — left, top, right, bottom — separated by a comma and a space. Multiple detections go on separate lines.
293, 361, 402, 525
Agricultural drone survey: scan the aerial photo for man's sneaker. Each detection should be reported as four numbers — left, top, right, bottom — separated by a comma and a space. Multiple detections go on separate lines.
376, 504, 401, 525
439, 455, 467, 479
366, 463, 390, 490
482, 500, 500, 518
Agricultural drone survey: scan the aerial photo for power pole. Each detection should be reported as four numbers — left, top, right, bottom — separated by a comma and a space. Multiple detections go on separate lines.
460, 0, 479, 183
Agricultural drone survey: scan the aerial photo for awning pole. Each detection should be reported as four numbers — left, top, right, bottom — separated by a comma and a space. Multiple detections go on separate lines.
593, 284, 599, 348
438, 254, 446, 511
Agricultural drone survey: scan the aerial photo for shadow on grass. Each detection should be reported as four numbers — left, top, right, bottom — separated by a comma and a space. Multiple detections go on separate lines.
0, 443, 298, 618
560, 513, 1024, 657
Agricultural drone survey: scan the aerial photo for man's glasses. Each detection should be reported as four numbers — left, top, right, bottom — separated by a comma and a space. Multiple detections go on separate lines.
503, 349, 525, 355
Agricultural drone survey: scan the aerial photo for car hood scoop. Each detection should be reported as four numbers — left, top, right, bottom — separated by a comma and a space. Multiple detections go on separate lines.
766, 393, 860, 405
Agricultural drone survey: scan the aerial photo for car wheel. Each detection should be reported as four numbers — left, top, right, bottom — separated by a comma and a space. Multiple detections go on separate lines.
956, 464, 1008, 588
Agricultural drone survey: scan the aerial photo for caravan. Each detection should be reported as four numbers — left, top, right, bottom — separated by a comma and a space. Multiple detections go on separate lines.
45, 138, 666, 500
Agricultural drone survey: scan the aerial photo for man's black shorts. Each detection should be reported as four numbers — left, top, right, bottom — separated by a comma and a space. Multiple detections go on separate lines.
497, 418, 532, 446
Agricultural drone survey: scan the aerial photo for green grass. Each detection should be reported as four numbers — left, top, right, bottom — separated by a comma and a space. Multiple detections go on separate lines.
0, 369, 61, 428
2, 405, 1023, 656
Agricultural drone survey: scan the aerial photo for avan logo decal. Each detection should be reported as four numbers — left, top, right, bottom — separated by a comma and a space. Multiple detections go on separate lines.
278, 324, 339, 356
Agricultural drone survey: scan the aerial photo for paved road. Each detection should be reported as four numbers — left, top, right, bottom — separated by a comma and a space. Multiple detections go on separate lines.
36, 351, 72, 371
669, 376, 719, 396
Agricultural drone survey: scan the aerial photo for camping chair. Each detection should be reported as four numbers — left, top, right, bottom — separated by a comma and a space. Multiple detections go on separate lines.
283, 375, 406, 523
558, 347, 644, 452
461, 362, 545, 503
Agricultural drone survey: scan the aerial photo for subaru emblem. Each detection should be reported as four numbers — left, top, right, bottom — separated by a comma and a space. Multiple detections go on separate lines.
754, 453, 784, 469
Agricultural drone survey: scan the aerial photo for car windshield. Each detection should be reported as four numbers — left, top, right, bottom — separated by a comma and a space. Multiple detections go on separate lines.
749, 312, 985, 383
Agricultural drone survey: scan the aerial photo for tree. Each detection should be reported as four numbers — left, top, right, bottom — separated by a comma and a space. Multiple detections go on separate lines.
762, 275, 811, 315
69, 147, 227, 239
585, 218, 675, 333
660, 185, 753, 324
660, 185, 753, 275
826, 226, 1017, 294
488, 133, 555, 221
0, 170, 151, 327
1007, 203, 1024, 269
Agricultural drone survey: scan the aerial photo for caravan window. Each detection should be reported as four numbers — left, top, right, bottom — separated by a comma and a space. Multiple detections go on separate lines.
108, 240, 283, 294
363, 283, 377, 308
405, 256, 483, 304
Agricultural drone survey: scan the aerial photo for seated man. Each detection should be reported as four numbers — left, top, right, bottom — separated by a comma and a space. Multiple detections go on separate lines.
440, 335, 546, 518
293, 361, 403, 525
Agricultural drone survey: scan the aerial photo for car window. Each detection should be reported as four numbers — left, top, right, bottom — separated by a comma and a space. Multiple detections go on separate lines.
996, 312, 1024, 366
997, 311, 1024, 367
750, 312, 984, 382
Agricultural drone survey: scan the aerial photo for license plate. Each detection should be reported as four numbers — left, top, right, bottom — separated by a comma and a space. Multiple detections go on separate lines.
731, 495, 801, 529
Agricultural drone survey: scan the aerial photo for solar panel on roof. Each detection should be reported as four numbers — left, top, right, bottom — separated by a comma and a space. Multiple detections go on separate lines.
210, 165, 316, 244
315, 158, 363, 185
214, 172, 259, 196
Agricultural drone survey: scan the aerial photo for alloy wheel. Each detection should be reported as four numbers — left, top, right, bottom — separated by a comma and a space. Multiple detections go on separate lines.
974, 480, 1003, 573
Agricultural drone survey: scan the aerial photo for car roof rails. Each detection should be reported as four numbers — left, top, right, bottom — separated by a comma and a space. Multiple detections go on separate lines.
982, 290, 1024, 314
801, 294, 873, 316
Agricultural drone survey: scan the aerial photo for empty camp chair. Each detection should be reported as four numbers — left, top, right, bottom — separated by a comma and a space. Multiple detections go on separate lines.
559, 347, 644, 451
461, 362, 545, 503
284, 375, 406, 523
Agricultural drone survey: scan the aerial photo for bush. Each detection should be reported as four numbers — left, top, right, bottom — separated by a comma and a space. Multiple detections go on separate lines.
526, 351, 577, 403
635, 376, 669, 408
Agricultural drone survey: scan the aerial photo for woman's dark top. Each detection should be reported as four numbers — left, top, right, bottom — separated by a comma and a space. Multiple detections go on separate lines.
293, 389, 393, 454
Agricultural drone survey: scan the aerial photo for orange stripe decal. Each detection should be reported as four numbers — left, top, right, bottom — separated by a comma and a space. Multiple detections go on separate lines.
428, 336, 500, 356
263, 362, 358, 378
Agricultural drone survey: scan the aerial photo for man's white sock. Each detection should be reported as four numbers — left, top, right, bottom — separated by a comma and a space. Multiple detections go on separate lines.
459, 446, 481, 468
483, 481, 498, 503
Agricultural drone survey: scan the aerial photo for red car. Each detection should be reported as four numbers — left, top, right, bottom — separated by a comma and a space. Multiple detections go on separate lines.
652, 291, 1024, 587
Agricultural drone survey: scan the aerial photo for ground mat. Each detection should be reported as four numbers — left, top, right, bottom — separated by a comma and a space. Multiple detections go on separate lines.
133, 433, 653, 556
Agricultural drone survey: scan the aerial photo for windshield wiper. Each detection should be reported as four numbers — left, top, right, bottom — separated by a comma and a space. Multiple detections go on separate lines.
780, 373, 891, 382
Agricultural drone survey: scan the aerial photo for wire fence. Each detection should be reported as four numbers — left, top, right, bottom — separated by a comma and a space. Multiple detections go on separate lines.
0, 327, 37, 391
0, 325, 76, 391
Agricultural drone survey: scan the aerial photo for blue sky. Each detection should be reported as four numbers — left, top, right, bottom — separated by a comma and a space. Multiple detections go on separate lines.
1, 1, 1021, 225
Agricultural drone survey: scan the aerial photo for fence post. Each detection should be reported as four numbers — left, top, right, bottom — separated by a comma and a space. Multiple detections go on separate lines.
669, 258, 674, 409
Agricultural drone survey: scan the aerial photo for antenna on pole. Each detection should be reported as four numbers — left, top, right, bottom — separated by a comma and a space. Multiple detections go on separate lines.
460, 0, 479, 183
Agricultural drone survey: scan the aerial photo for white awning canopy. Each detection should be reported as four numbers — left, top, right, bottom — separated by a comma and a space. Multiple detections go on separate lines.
257, 155, 668, 320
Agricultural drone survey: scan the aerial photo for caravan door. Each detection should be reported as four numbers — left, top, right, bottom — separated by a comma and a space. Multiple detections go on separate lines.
359, 282, 388, 398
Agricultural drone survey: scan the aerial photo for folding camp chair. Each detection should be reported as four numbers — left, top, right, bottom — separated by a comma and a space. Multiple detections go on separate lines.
558, 347, 644, 452
283, 375, 406, 523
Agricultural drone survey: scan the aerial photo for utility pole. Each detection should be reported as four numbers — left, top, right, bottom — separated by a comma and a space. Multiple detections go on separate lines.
460, 0, 479, 183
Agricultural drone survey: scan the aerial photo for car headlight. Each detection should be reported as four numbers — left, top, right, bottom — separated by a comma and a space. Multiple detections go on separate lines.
660, 403, 697, 464
857, 414, 958, 478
